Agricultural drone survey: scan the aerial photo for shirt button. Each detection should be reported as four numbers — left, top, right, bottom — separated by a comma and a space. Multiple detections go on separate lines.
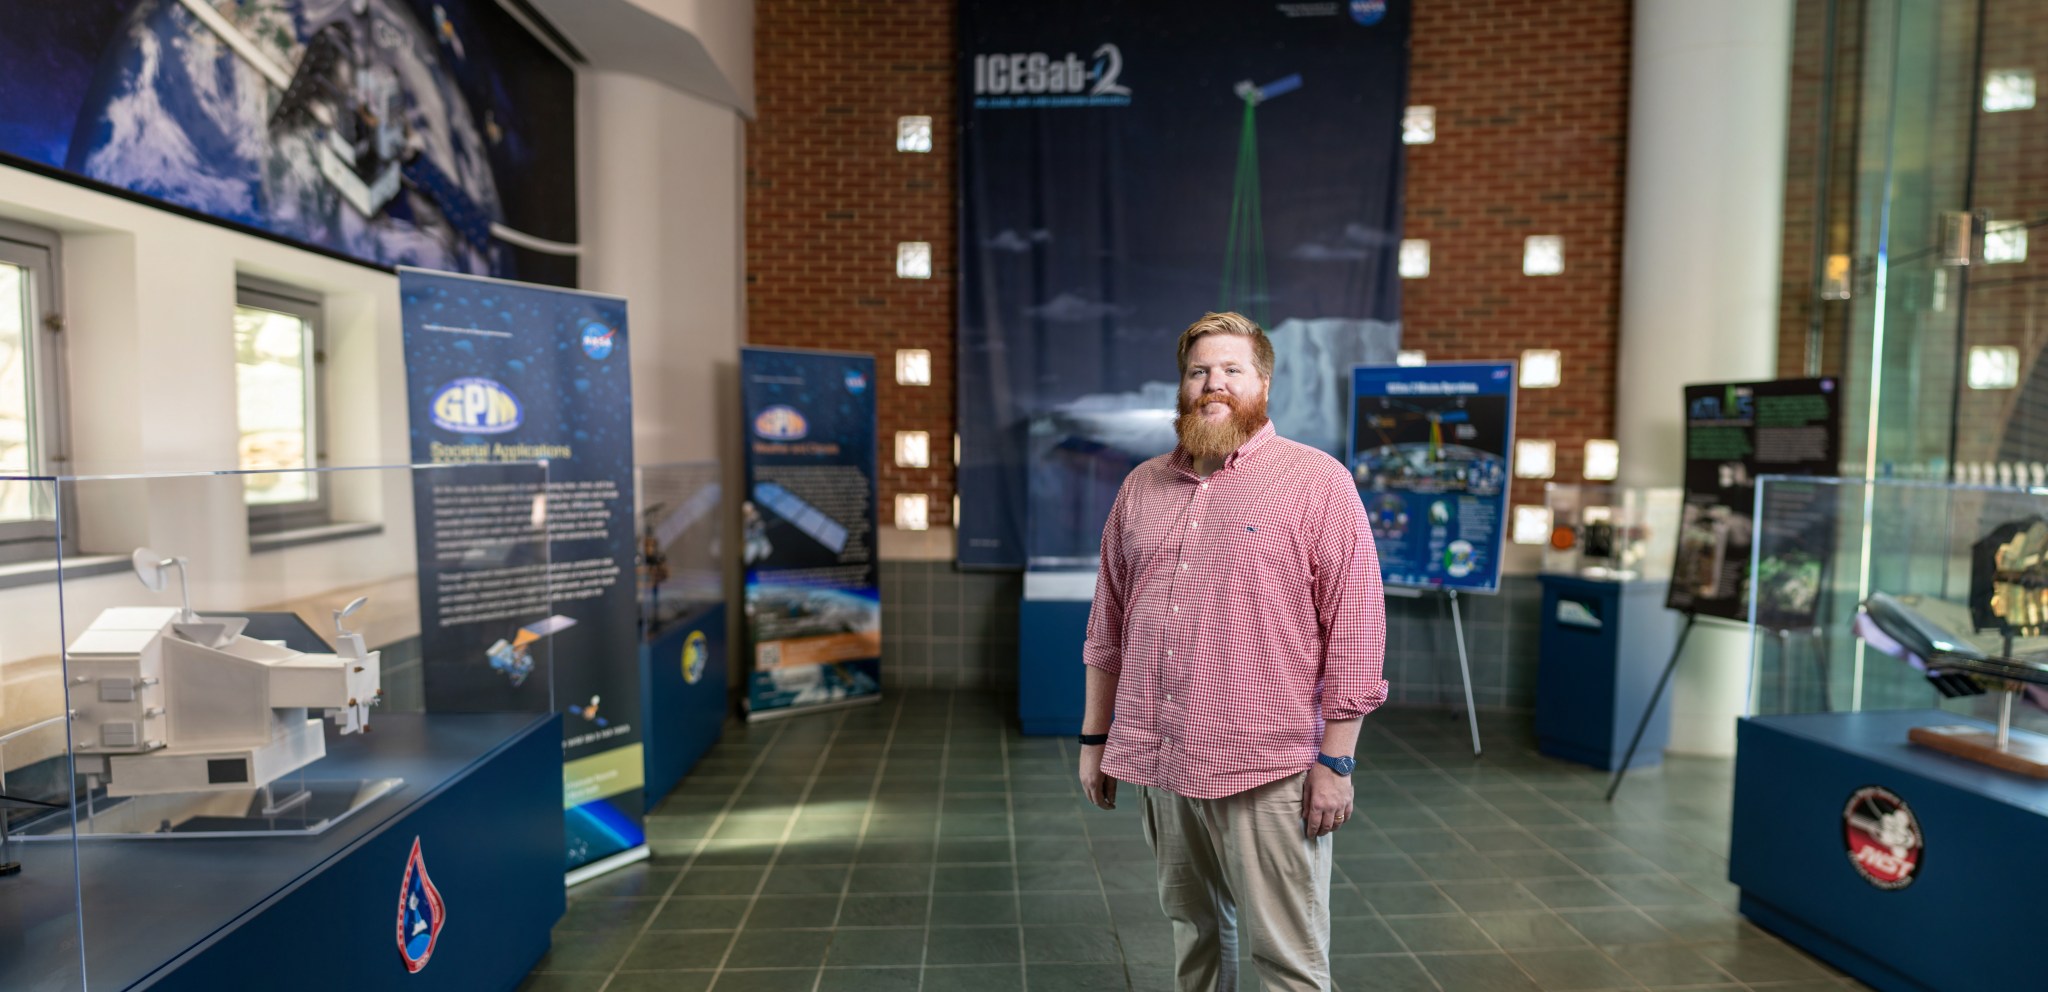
1165, 649, 1173, 657
1201, 483, 1209, 490
1165, 693, 1173, 702
1189, 521, 1198, 530
1171, 605, 1178, 613
1179, 563, 1187, 571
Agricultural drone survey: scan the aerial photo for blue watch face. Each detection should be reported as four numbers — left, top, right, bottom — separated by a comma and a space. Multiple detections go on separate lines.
1319, 754, 1356, 775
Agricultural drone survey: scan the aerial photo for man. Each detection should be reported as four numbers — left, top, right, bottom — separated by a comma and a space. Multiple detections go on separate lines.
1078, 311, 1388, 991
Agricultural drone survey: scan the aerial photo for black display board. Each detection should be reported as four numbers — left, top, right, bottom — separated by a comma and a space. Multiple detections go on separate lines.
1668, 377, 1842, 627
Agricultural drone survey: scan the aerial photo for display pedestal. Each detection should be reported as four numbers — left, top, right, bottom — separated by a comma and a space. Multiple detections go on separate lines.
642, 606, 728, 806
0, 713, 566, 992
1536, 576, 1680, 770
1732, 710, 2048, 992
1017, 572, 1093, 736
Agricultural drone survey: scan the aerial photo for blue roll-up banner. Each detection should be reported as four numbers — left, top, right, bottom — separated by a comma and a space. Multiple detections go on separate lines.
959, 0, 1411, 568
740, 347, 882, 720
398, 268, 645, 871
1349, 362, 1517, 594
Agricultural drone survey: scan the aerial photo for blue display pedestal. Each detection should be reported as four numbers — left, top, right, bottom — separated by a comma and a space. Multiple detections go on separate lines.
1732, 710, 2048, 992
642, 606, 728, 807
1535, 576, 1681, 770
0, 713, 566, 992
1018, 573, 1094, 736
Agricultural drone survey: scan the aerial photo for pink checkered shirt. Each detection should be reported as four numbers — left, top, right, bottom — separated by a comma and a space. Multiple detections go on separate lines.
1083, 421, 1388, 800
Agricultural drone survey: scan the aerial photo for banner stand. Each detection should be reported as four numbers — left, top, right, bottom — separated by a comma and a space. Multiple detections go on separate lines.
745, 694, 881, 724
1388, 586, 1482, 757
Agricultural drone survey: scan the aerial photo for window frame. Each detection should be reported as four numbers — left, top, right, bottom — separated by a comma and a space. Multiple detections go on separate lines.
0, 219, 71, 563
235, 278, 331, 536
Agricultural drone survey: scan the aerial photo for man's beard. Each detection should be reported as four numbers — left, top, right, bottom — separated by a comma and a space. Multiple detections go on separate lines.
1176, 390, 1269, 461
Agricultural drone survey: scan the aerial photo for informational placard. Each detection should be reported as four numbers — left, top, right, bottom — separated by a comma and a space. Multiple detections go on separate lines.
0, 1, 579, 285
1349, 362, 1516, 593
957, 0, 1411, 568
399, 268, 643, 871
1668, 377, 1842, 626
740, 347, 882, 720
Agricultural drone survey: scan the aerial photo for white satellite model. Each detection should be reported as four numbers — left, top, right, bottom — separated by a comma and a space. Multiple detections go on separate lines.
64, 549, 382, 798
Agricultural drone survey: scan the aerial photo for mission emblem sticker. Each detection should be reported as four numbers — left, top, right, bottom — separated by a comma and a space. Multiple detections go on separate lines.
1842, 785, 1921, 890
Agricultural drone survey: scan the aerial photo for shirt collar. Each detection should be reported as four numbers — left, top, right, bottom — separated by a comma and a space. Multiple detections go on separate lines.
1171, 420, 1278, 478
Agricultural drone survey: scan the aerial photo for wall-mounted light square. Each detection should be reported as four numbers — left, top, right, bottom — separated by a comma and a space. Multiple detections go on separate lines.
1519, 349, 1562, 389
953, 433, 961, 465
897, 115, 934, 152
895, 430, 931, 468
1583, 439, 1620, 481
1398, 239, 1430, 279
1822, 253, 1853, 299
895, 493, 929, 531
1985, 68, 2036, 113
1511, 505, 1554, 546
896, 241, 933, 279
1985, 220, 2028, 265
1402, 105, 1436, 145
1396, 350, 1427, 367
895, 348, 932, 386
1514, 439, 1556, 479
1523, 235, 1564, 276
1968, 345, 2021, 390
953, 494, 960, 526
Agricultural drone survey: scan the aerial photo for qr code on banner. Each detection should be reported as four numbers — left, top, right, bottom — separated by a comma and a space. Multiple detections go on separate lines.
756, 642, 782, 671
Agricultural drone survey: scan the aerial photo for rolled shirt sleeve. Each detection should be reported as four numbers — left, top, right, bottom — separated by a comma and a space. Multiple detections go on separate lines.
1081, 482, 1130, 677
1311, 468, 1388, 722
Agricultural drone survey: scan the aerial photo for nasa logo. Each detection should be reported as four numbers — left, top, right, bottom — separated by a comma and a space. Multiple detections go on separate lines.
1843, 785, 1921, 890
580, 319, 616, 360
396, 837, 447, 973
682, 629, 709, 685
1350, 0, 1387, 25
430, 378, 522, 434
844, 369, 868, 394
754, 405, 808, 441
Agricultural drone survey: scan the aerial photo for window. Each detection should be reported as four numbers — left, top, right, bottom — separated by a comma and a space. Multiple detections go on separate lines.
0, 219, 68, 561
235, 281, 327, 533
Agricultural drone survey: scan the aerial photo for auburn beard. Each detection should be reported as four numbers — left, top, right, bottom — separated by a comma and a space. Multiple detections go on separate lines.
1176, 390, 1270, 461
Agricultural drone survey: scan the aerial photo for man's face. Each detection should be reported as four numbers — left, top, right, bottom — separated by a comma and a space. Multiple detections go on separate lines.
1176, 334, 1270, 459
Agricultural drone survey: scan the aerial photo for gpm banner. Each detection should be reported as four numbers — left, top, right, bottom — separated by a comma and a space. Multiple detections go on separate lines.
399, 268, 644, 870
740, 347, 882, 720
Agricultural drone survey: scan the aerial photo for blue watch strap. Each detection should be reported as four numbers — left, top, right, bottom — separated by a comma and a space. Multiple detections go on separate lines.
1316, 753, 1355, 776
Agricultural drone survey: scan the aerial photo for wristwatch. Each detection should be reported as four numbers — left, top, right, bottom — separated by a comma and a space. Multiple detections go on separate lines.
1316, 753, 1356, 776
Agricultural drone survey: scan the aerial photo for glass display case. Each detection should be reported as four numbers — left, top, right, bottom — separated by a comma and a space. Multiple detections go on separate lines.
1540, 483, 1682, 581
1746, 474, 2048, 744
636, 461, 725, 638
0, 462, 558, 991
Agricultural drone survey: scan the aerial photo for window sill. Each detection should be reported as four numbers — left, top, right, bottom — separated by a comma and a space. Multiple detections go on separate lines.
250, 521, 384, 554
0, 553, 130, 591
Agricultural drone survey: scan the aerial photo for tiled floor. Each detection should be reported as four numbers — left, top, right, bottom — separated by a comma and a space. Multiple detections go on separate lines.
521, 690, 1871, 992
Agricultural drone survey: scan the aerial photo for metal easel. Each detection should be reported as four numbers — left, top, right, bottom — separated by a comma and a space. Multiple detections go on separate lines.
1388, 585, 1483, 757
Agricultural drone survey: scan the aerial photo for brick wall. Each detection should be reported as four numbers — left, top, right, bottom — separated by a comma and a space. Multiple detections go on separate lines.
749, 0, 1638, 529
1402, 0, 1633, 510
747, 0, 959, 525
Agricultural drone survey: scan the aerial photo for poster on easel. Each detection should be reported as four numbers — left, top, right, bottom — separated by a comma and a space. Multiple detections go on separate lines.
740, 347, 882, 720
1667, 377, 1842, 626
398, 268, 644, 871
1349, 362, 1517, 594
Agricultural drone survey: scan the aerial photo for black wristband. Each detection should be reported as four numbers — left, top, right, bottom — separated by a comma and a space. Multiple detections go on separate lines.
1078, 733, 1108, 746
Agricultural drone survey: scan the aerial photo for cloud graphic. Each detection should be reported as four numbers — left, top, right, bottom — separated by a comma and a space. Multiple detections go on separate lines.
1026, 292, 1134, 322
1290, 242, 1369, 262
984, 228, 1053, 252
1343, 223, 1399, 248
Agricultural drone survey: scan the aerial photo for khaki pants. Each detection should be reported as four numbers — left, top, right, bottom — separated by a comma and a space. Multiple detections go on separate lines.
1138, 773, 1333, 992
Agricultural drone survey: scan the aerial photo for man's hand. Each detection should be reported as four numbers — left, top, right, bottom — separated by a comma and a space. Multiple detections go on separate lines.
1079, 746, 1118, 810
1302, 763, 1354, 837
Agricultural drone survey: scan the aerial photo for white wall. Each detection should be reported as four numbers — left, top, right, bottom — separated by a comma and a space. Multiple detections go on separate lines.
0, 165, 423, 673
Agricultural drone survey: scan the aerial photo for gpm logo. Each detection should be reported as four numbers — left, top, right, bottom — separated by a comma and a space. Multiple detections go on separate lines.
754, 405, 808, 440
431, 377, 523, 434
